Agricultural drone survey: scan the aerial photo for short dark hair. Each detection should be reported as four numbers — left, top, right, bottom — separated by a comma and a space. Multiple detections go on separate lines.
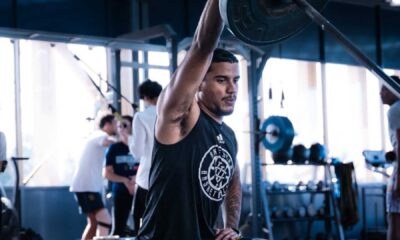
121, 115, 133, 124
99, 114, 115, 129
138, 79, 162, 100
211, 48, 238, 64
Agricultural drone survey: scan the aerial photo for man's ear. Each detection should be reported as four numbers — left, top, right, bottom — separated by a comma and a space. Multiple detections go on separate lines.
198, 80, 205, 92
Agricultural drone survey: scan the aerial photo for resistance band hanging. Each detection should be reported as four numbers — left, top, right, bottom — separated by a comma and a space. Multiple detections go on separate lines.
72, 53, 139, 112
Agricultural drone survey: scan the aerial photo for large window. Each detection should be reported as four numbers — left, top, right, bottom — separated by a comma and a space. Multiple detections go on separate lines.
260, 59, 324, 183
262, 59, 324, 146
147, 51, 171, 87
261, 58, 398, 183
324, 63, 383, 182
18, 41, 108, 186
2, 35, 397, 187
0, 38, 17, 190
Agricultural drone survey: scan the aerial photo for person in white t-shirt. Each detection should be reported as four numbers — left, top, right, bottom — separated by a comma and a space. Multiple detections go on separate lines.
70, 114, 117, 240
129, 79, 162, 235
380, 75, 400, 240
0, 132, 6, 161
0, 132, 6, 172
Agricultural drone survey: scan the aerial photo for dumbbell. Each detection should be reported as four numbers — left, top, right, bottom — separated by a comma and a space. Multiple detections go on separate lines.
296, 181, 306, 191
309, 143, 327, 163
306, 180, 317, 191
272, 148, 292, 164
296, 206, 307, 218
316, 180, 325, 191
292, 144, 309, 164
282, 206, 295, 218
271, 181, 282, 192
317, 206, 326, 217
307, 204, 317, 217
264, 181, 272, 192
271, 207, 283, 219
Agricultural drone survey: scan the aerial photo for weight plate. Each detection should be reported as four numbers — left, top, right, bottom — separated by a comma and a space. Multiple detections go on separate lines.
260, 116, 294, 152
219, 0, 328, 46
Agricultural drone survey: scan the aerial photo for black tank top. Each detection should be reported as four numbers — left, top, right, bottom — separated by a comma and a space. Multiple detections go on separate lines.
137, 110, 237, 240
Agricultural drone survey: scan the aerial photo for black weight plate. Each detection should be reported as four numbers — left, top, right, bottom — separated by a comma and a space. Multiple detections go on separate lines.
220, 0, 328, 46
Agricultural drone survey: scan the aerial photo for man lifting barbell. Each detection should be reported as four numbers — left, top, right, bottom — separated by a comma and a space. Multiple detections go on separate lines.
136, 0, 242, 240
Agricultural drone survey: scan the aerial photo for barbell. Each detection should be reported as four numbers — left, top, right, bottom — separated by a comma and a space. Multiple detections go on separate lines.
219, 0, 327, 46
219, 0, 400, 97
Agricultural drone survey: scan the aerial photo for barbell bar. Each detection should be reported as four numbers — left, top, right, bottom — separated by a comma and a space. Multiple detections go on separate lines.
220, 0, 400, 97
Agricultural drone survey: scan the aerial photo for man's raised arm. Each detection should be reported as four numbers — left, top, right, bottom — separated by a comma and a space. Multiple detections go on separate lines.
156, 0, 224, 143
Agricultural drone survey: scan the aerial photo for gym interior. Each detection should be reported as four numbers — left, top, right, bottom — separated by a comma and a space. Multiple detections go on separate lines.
0, 0, 400, 239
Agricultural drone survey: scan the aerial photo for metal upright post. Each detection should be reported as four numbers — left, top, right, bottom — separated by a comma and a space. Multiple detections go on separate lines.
248, 49, 273, 239
109, 49, 122, 112
12, 39, 25, 229
167, 38, 178, 75
326, 166, 345, 240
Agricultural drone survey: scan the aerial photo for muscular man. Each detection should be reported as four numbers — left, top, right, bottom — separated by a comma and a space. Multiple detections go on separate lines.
70, 114, 117, 240
380, 75, 400, 240
137, 1, 242, 239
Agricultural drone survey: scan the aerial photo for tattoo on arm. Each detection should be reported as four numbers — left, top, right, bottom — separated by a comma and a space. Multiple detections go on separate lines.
224, 165, 242, 228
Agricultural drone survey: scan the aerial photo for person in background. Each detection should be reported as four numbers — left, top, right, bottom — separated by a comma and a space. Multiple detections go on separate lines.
0, 130, 6, 235
103, 115, 137, 237
0, 131, 6, 172
380, 75, 400, 240
70, 114, 117, 240
129, 79, 162, 235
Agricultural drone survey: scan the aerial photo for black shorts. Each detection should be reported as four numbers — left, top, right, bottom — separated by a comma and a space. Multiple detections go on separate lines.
74, 192, 104, 214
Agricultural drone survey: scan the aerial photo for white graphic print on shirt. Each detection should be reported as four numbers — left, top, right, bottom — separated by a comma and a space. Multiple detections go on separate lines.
198, 144, 234, 201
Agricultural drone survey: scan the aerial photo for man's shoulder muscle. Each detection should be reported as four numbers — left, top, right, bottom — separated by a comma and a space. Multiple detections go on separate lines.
156, 101, 200, 144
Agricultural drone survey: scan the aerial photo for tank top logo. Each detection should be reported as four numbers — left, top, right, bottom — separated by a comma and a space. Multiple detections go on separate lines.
198, 144, 234, 201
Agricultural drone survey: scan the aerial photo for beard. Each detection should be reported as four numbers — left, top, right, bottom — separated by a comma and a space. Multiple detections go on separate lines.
197, 94, 236, 117
214, 106, 234, 116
